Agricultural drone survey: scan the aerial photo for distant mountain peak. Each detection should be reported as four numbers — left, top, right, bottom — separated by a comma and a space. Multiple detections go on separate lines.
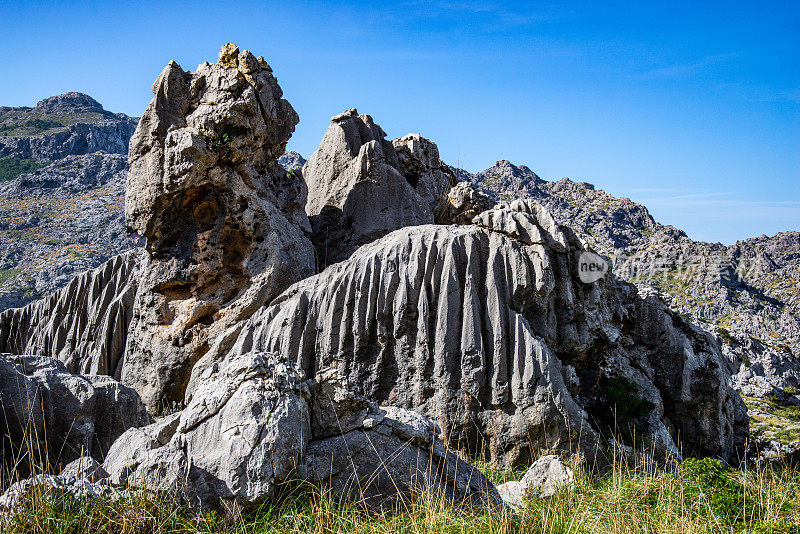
488, 159, 542, 181
33, 92, 107, 115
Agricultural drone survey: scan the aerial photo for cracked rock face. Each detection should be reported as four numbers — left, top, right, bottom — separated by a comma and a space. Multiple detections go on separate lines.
103, 352, 500, 512
121, 44, 315, 410
303, 110, 453, 267
191, 199, 748, 467
0, 355, 151, 475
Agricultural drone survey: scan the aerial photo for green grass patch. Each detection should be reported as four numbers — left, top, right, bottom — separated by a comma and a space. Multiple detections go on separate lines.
3, 461, 800, 533
0, 268, 22, 285
0, 156, 50, 182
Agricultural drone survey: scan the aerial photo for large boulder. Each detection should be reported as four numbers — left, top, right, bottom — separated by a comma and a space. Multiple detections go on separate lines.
303, 110, 453, 267
439, 181, 498, 225
120, 44, 315, 410
0, 355, 151, 474
103, 351, 500, 512
191, 199, 748, 467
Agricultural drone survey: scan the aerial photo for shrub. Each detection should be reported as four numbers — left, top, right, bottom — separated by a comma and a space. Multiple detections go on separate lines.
588, 375, 655, 445
0, 157, 50, 182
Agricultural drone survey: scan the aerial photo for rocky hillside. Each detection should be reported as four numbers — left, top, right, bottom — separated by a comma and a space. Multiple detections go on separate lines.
1, 44, 750, 492
0, 92, 137, 162
463, 161, 800, 444
0, 94, 140, 310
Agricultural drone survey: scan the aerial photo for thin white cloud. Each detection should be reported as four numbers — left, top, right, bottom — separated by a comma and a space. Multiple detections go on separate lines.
634, 52, 740, 80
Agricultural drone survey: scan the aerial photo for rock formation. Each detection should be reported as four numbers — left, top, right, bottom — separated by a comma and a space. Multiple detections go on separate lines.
0, 98, 140, 311
497, 455, 575, 508
0, 148, 304, 312
0, 250, 142, 377
1, 45, 316, 410
466, 160, 800, 440
0, 43, 755, 514
102, 352, 500, 512
191, 199, 748, 467
121, 43, 315, 409
277, 150, 305, 170
0, 92, 137, 161
0, 354, 151, 474
392, 133, 457, 215
302, 110, 452, 267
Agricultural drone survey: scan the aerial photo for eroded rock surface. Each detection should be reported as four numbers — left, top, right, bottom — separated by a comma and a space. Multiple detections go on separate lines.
121, 44, 315, 409
192, 199, 748, 467
0, 355, 151, 474
0, 250, 143, 377
464, 160, 800, 443
103, 352, 500, 512
497, 455, 575, 508
303, 110, 452, 267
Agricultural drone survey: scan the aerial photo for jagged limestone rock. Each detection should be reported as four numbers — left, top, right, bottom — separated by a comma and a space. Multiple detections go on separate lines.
121, 44, 315, 409
392, 133, 456, 216
465, 160, 800, 409
0, 250, 143, 377
303, 111, 452, 267
190, 199, 747, 467
440, 181, 498, 225
0, 92, 138, 161
0, 355, 151, 474
497, 455, 575, 508
103, 352, 500, 512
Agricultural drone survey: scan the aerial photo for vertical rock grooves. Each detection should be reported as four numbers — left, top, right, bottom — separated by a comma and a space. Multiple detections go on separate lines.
0, 249, 143, 378
189, 200, 747, 467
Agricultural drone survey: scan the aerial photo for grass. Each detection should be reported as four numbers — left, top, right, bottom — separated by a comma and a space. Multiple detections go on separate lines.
0, 111, 110, 138
3, 458, 800, 534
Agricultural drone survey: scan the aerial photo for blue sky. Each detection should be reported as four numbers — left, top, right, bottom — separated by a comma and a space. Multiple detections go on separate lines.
2, 1, 798, 244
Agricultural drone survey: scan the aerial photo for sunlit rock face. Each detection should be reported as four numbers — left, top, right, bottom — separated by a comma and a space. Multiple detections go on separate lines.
121, 44, 315, 409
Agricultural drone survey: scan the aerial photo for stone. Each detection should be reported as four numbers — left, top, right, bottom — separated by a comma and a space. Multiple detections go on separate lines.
497, 455, 575, 508
121, 43, 315, 410
190, 199, 747, 468
0, 355, 151, 474
60, 457, 109, 484
0, 474, 125, 510
440, 181, 497, 224
277, 151, 306, 171
465, 159, 800, 414
218, 43, 240, 68
392, 133, 456, 217
0, 250, 143, 377
302, 110, 443, 267
103, 352, 499, 512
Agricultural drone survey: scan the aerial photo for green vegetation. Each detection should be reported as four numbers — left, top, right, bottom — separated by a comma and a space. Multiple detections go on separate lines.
0, 268, 22, 285
588, 376, 655, 445
0, 118, 63, 136
3, 460, 800, 533
0, 157, 50, 182
744, 395, 800, 445
208, 125, 249, 151
0, 111, 109, 137
717, 326, 735, 345
0, 117, 65, 134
